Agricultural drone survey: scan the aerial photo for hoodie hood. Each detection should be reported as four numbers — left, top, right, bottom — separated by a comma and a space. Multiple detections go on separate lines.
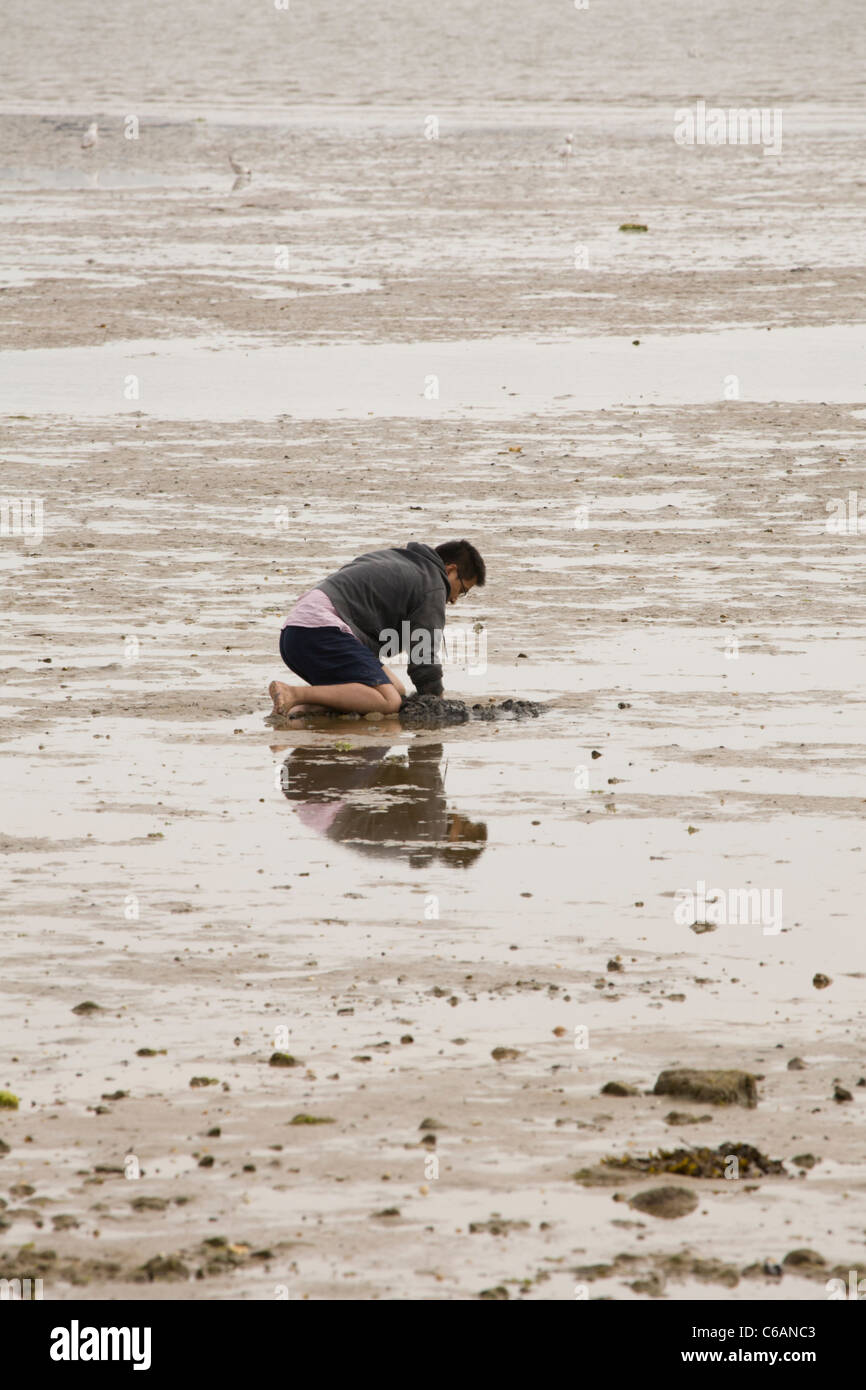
406, 541, 449, 589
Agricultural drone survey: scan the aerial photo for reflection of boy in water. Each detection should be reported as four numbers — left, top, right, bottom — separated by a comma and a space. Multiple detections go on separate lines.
280, 743, 487, 868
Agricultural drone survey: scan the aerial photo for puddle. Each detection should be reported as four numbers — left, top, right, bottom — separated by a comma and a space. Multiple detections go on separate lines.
275, 742, 488, 868
0, 165, 218, 190
2, 324, 864, 420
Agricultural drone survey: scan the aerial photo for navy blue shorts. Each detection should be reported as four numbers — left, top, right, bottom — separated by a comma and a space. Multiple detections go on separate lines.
280, 625, 390, 688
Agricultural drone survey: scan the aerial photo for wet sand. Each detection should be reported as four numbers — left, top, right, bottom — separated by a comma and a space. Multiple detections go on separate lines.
2, 0, 866, 1301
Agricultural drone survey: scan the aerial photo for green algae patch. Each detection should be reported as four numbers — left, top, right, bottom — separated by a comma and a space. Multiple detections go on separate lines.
289, 1113, 334, 1125
268, 1052, 300, 1067
0, 1092, 20, 1110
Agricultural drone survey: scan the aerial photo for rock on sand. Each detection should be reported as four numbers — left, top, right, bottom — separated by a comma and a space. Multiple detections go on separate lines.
653, 1068, 759, 1108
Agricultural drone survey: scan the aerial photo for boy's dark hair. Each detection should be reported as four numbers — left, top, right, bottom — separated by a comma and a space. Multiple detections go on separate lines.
435, 539, 486, 587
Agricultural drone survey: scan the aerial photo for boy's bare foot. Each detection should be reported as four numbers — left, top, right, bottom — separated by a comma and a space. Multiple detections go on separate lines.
269, 680, 297, 715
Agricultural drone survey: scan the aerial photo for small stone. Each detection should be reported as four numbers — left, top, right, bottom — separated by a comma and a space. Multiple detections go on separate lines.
787, 1057, 807, 1070
833, 1085, 853, 1103
630, 1271, 665, 1296
791, 1154, 818, 1169
134, 1254, 190, 1282
469, 1217, 530, 1236
783, 1248, 826, 1270
71, 1001, 102, 1015
653, 1067, 758, 1108
131, 1196, 169, 1212
267, 1053, 299, 1068
812, 973, 832, 989
491, 1046, 521, 1062
600, 1081, 638, 1097
629, 1187, 699, 1220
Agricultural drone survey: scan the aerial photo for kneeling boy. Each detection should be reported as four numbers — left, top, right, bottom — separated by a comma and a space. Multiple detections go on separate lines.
269, 538, 486, 717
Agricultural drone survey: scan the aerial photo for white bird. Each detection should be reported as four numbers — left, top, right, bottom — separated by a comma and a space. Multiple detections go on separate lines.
558, 132, 574, 159
81, 121, 99, 150
228, 151, 252, 189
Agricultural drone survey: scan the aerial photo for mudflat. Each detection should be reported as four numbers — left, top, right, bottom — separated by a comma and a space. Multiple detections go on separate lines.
1, 0, 865, 1301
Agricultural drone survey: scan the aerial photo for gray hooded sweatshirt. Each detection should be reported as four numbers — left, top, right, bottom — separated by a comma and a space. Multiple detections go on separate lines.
317, 542, 448, 695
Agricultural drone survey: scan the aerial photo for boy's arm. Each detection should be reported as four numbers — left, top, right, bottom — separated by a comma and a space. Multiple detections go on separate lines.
406, 587, 447, 695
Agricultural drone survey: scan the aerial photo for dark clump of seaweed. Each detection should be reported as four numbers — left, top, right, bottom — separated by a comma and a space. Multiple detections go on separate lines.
399, 694, 545, 727
602, 1142, 786, 1180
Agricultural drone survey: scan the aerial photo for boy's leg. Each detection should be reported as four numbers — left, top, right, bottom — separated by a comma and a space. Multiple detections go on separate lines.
273, 627, 405, 717
270, 679, 401, 716
382, 664, 406, 697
